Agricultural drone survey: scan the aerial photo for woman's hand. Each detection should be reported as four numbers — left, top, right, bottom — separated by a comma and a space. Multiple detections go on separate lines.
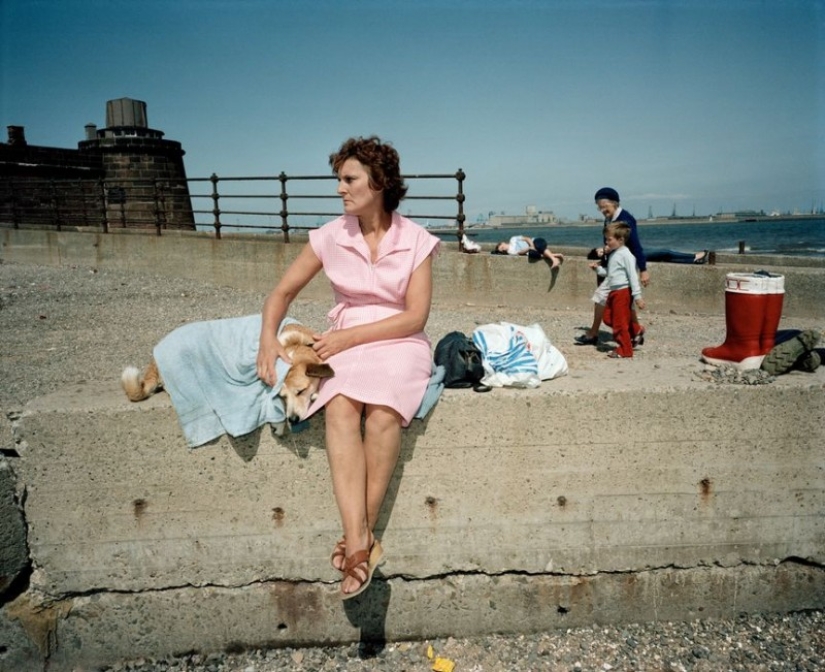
635, 297, 646, 311
256, 243, 324, 386
311, 329, 356, 360
256, 333, 291, 387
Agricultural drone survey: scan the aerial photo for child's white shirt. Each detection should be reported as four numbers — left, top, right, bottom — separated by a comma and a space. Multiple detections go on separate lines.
598, 246, 642, 299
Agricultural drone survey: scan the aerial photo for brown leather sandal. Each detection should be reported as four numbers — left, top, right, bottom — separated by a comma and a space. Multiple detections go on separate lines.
340, 539, 384, 600
330, 537, 346, 572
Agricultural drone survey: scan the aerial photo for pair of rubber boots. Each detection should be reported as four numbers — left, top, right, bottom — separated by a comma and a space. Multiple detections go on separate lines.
760, 329, 821, 376
701, 272, 785, 371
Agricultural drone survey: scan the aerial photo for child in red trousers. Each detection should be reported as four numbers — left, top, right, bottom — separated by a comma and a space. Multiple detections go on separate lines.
589, 222, 645, 358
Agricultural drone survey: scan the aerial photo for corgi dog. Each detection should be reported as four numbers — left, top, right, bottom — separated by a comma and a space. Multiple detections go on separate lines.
121, 359, 163, 402
275, 323, 335, 423
121, 322, 334, 423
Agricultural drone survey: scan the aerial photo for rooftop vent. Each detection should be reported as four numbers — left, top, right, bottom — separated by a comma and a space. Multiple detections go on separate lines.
106, 98, 148, 128
7, 125, 27, 146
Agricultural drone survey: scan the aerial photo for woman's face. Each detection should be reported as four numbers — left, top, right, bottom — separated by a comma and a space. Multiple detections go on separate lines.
336, 157, 383, 218
596, 199, 618, 219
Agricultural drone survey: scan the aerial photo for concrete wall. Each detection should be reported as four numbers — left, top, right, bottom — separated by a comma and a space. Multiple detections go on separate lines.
3, 379, 823, 670
2, 227, 824, 317
1, 228, 823, 671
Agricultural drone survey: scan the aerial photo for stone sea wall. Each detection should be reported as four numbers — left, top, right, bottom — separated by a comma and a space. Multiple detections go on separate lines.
0, 228, 822, 671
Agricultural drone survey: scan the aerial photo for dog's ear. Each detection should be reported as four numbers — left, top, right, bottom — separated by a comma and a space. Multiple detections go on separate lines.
306, 363, 335, 379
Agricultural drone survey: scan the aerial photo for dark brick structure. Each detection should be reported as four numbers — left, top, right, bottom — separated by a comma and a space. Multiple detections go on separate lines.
0, 98, 195, 230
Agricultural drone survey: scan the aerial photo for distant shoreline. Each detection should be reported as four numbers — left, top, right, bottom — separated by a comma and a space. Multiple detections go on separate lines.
434, 213, 825, 234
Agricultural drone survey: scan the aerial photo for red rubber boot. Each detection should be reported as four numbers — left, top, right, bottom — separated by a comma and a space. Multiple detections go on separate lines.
701, 273, 768, 370
760, 273, 785, 354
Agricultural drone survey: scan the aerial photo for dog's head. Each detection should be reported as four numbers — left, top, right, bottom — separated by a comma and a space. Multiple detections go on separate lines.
279, 346, 335, 423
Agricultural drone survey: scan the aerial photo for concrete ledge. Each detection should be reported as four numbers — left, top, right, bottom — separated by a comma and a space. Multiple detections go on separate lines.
5, 370, 823, 668
4, 565, 823, 671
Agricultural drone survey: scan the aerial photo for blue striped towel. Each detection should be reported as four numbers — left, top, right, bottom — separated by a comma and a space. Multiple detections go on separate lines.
472, 324, 538, 378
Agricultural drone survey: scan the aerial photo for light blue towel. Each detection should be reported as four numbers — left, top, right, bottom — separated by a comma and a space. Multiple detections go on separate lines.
153, 315, 297, 448
153, 314, 445, 447
414, 364, 445, 419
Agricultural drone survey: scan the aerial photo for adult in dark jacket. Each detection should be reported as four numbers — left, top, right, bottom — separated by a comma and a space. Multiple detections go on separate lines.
575, 187, 648, 346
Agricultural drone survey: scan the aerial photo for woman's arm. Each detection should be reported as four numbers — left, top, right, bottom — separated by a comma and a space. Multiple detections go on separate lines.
311, 254, 434, 360
256, 243, 323, 385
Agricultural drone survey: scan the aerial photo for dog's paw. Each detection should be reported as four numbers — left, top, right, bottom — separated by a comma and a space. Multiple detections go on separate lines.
270, 421, 286, 436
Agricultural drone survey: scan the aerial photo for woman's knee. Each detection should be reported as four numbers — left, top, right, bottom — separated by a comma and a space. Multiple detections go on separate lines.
364, 404, 402, 436
324, 395, 363, 433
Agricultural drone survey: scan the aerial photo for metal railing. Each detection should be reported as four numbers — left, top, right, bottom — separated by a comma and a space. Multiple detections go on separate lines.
189, 170, 466, 243
1, 170, 468, 244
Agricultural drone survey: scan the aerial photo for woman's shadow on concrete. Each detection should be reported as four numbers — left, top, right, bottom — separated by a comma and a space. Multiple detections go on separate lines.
340, 413, 430, 658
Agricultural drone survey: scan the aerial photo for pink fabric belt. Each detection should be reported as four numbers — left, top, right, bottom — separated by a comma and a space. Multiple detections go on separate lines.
327, 301, 405, 329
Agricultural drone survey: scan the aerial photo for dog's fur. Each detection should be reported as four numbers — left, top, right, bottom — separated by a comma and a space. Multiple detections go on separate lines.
121, 323, 334, 423
121, 359, 163, 402
274, 323, 335, 422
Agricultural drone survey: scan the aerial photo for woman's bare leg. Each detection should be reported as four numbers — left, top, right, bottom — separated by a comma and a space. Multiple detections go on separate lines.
363, 404, 403, 531
324, 395, 370, 591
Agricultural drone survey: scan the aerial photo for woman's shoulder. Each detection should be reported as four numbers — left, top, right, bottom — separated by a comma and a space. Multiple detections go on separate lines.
310, 215, 355, 241
317, 215, 350, 232
392, 212, 439, 241
393, 212, 426, 231
390, 213, 440, 259
617, 210, 638, 226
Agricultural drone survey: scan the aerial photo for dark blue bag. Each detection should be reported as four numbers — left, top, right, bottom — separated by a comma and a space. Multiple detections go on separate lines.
433, 331, 491, 392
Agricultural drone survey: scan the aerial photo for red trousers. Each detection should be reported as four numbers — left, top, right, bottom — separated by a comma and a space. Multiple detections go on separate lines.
603, 288, 642, 357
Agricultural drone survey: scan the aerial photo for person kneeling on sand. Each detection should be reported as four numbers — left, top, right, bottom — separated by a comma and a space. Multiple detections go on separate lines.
491, 235, 564, 268
589, 222, 645, 358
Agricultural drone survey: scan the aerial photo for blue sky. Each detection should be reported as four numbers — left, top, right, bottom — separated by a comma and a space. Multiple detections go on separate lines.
1, 0, 823, 222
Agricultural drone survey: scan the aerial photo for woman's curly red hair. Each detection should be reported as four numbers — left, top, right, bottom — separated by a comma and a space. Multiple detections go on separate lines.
330, 136, 408, 213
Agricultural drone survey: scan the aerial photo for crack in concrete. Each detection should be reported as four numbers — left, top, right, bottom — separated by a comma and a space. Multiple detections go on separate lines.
26, 555, 823, 606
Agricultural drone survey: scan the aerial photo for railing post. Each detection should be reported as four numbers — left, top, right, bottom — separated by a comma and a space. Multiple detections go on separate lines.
279, 171, 290, 243
455, 168, 466, 249
210, 173, 222, 239
119, 187, 127, 228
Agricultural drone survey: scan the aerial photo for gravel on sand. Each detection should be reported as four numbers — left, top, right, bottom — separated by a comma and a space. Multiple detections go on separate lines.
102, 611, 824, 672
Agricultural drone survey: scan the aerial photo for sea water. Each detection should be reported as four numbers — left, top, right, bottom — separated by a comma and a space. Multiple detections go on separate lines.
446, 217, 825, 258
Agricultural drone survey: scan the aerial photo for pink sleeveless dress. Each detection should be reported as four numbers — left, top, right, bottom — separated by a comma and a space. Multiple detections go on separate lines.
305, 212, 440, 426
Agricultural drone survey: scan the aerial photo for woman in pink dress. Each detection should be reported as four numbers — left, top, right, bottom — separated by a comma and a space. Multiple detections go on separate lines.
256, 136, 440, 599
